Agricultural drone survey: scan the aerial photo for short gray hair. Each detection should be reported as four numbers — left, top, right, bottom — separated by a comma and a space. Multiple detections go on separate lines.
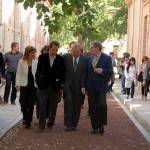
73, 43, 82, 51
90, 40, 102, 51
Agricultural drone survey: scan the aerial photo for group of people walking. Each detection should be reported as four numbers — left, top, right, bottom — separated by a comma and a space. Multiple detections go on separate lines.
0, 40, 113, 135
118, 52, 150, 101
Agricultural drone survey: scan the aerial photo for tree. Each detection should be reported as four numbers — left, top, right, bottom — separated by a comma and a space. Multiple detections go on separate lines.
17, 0, 127, 48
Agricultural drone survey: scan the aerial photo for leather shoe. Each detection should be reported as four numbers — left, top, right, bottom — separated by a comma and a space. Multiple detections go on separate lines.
99, 126, 104, 134
71, 127, 77, 131
91, 130, 98, 134
25, 122, 31, 129
65, 126, 71, 131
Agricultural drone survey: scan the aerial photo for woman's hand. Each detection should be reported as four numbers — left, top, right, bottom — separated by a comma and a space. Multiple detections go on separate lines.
16, 85, 20, 92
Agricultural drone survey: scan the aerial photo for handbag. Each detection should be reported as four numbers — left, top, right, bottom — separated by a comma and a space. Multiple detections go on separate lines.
125, 80, 133, 88
137, 71, 143, 82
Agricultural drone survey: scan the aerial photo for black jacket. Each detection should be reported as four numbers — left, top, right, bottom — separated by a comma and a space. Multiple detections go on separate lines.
35, 53, 65, 91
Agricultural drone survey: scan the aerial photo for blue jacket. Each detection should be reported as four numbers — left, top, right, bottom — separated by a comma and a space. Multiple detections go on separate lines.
82, 53, 113, 92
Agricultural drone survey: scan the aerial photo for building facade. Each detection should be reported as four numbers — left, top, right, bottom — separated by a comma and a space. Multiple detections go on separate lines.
0, 0, 47, 54
125, 0, 150, 70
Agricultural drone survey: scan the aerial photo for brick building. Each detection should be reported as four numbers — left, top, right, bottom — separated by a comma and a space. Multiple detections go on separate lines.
0, 0, 47, 54
125, 0, 150, 70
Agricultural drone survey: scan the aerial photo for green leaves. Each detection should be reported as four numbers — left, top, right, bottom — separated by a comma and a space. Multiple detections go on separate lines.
17, 0, 127, 47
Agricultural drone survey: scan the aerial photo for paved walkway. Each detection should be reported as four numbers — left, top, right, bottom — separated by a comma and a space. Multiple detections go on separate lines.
0, 87, 22, 140
0, 79, 150, 142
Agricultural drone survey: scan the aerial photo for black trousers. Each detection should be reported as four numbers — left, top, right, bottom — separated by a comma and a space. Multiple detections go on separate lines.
4, 71, 17, 103
19, 86, 37, 124
126, 81, 135, 98
88, 92, 107, 131
64, 90, 83, 128
38, 85, 60, 129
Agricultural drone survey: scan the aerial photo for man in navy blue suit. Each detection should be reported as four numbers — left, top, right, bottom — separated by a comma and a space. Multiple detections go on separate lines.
81, 41, 113, 134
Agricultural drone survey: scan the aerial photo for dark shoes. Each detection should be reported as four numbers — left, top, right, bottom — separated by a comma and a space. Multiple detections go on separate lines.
91, 130, 98, 134
99, 126, 104, 134
91, 126, 104, 135
65, 126, 77, 131
37, 127, 45, 132
11, 102, 16, 105
26, 123, 31, 129
65, 126, 71, 131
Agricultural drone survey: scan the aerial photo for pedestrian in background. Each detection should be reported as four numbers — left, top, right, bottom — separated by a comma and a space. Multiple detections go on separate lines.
36, 41, 65, 131
142, 59, 150, 100
16, 46, 37, 128
125, 57, 137, 101
63, 44, 87, 131
108, 52, 116, 92
139, 56, 149, 100
36, 45, 50, 119
3, 42, 23, 105
120, 52, 130, 94
81, 41, 113, 134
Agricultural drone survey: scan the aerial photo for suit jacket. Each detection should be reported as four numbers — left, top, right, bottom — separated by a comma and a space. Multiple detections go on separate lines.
82, 53, 113, 92
63, 53, 87, 94
35, 53, 65, 90
16, 59, 38, 87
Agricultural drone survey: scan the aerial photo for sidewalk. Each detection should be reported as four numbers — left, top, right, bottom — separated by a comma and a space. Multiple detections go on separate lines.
0, 87, 22, 140
112, 79, 150, 134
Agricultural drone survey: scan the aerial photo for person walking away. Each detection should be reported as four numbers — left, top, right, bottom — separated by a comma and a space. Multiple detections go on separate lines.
35, 41, 65, 131
108, 52, 116, 92
36, 45, 50, 119
124, 57, 137, 101
81, 41, 113, 134
63, 44, 87, 131
16, 46, 37, 128
3, 42, 23, 105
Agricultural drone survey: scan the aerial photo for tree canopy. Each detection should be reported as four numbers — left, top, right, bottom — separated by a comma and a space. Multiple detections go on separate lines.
17, 0, 127, 47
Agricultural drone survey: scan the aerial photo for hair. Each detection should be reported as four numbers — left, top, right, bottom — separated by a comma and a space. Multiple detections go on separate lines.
22, 46, 37, 60
69, 41, 76, 47
126, 57, 136, 73
90, 41, 102, 51
72, 43, 83, 51
142, 56, 149, 63
40, 45, 49, 54
49, 41, 60, 49
109, 52, 114, 55
11, 42, 19, 49
123, 52, 130, 59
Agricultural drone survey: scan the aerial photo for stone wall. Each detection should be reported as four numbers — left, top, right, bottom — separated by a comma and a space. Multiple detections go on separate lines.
0, 0, 47, 54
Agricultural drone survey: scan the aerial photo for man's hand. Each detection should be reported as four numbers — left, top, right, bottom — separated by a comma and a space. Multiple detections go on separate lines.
94, 68, 103, 74
81, 88, 87, 95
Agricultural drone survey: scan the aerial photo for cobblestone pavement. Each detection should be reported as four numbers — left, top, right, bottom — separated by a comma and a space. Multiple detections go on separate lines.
0, 94, 150, 150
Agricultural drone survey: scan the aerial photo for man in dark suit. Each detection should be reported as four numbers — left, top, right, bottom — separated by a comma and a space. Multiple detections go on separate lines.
35, 41, 65, 131
81, 41, 113, 134
63, 44, 87, 131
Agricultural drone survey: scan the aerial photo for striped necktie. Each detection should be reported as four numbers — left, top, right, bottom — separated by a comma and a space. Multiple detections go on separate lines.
93, 56, 98, 69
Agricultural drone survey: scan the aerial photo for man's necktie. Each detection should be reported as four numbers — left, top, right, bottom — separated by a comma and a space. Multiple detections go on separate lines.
74, 58, 77, 72
93, 56, 98, 69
